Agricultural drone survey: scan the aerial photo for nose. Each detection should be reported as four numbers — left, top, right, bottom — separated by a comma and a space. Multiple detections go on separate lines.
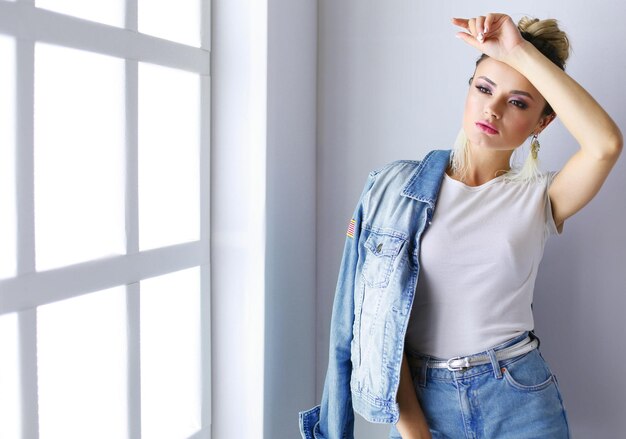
483, 102, 500, 119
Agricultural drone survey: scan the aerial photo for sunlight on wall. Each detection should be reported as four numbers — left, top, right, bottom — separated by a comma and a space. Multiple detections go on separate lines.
138, 62, 200, 251
138, 0, 201, 47
36, 0, 124, 27
0, 35, 16, 279
245, 0, 267, 433
0, 313, 20, 439
34, 43, 126, 271
37, 287, 128, 439
140, 267, 201, 439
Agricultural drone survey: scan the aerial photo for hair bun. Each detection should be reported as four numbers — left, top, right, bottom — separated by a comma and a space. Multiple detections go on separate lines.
517, 17, 571, 69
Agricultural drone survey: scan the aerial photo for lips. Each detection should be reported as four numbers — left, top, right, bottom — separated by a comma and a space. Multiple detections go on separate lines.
476, 121, 499, 134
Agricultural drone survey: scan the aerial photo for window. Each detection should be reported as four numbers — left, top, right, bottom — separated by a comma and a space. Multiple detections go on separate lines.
0, 1, 211, 438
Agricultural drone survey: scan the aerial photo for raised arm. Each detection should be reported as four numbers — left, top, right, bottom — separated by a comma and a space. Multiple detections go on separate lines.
454, 13, 623, 230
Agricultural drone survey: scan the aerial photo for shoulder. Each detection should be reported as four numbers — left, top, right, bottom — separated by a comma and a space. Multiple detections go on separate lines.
364, 160, 421, 197
369, 159, 421, 179
533, 170, 560, 192
538, 170, 561, 187
368, 149, 451, 187
502, 169, 559, 189
542, 170, 564, 235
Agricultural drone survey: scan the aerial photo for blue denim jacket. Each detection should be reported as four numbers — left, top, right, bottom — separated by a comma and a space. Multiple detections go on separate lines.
299, 149, 452, 438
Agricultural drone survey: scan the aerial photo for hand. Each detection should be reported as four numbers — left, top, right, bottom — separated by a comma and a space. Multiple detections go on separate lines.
452, 13, 526, 63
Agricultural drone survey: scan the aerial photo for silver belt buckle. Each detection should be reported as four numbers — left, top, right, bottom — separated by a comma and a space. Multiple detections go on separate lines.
446, 356, 471, 371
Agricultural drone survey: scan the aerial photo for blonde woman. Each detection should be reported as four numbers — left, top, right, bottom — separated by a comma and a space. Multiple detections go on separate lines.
396, 13, 622, 439
299, 12, 622, 439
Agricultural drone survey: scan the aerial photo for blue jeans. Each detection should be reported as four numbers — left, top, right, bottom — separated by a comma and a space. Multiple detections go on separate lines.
390, 332, 570, 438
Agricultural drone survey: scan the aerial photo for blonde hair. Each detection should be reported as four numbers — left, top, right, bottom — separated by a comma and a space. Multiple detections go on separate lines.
450, 16, 571, 184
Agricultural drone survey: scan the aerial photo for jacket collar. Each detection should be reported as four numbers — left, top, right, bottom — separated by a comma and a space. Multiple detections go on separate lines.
401, 149, 452, 208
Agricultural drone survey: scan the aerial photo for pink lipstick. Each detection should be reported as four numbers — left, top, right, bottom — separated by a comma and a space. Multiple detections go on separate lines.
476, 121, 499, 135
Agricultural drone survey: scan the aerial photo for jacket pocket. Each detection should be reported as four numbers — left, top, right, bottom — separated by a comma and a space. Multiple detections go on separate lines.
298, 405, 321, 439
361, 232, 405, 288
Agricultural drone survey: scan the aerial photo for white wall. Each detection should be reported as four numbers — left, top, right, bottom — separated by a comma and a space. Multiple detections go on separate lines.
211, 0, 268, 437
316, 1, 626, 437
264, 1, 318, 438
211, 0, 317, 438
213, 1, 625, 437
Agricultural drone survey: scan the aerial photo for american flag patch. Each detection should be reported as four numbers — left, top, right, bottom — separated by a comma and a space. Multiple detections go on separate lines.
346, 219, 356, 238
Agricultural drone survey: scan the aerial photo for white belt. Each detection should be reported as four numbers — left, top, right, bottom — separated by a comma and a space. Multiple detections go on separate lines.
409, 336, 539, 372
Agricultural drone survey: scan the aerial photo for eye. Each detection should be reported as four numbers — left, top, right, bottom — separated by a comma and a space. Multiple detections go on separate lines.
510, 100, 528, 110
475, 85, 491, 94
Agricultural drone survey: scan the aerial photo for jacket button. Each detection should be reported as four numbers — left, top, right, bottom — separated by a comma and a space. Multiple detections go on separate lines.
376, 243, 383, 252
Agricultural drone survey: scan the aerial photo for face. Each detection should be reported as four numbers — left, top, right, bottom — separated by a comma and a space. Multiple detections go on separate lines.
462, 57, 553, 153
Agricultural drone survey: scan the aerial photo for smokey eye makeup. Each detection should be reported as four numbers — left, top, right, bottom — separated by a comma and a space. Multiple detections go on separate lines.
510, 98, 529, 109
475, 84, 529, 110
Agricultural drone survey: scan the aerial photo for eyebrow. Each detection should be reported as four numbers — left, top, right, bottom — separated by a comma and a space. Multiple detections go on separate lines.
477, 76, 535, 101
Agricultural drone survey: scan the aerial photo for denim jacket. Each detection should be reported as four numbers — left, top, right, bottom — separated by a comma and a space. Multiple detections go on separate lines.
299, 149, 452, 438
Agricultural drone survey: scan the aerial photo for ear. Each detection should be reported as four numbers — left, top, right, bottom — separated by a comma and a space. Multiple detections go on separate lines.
535, 112, 556, 135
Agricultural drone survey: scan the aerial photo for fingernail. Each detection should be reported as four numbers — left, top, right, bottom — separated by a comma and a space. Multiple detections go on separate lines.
477, 33, 484, 42
484, 26, 488, 33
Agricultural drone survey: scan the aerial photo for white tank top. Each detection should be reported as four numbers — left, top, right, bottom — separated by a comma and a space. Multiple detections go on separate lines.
405, 170, 562, 359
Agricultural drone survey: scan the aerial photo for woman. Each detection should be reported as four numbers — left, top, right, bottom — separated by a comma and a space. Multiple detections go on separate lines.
299, 12, 622, 439
397, 13, 622, 439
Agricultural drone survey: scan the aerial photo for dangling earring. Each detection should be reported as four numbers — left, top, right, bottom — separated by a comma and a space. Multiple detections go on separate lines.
530, 133, 541, 160
509, 131, 542, 183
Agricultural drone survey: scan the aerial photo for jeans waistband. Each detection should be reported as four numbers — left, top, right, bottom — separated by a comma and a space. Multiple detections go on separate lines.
407, 331, 541, 383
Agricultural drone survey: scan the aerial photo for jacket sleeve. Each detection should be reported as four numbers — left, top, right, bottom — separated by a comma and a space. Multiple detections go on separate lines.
299, 170, 377, 439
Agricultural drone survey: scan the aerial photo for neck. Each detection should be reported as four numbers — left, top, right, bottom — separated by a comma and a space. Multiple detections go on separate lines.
449, 143, 513, 186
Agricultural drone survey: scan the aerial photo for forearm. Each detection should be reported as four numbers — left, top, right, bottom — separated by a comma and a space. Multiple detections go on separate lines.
396, 353, 431, 439
506, 41, 623, 157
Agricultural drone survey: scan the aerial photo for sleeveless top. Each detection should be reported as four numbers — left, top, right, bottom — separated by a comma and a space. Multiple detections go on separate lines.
405, 170, 562, 358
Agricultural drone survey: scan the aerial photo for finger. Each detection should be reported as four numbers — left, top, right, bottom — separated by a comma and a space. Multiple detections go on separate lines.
476, 16, 486, 34
475, 16, 487, 42
468, 18, 476, 37
455, 31, 480, 49
468, 18, 485, 43
484, 13, 494, 34
451, 17, 469, 30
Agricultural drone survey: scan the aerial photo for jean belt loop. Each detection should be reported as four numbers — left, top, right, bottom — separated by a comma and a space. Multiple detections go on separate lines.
487, 348, 502, 379
529, 330, 541, 349
419, 357, 429, 388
